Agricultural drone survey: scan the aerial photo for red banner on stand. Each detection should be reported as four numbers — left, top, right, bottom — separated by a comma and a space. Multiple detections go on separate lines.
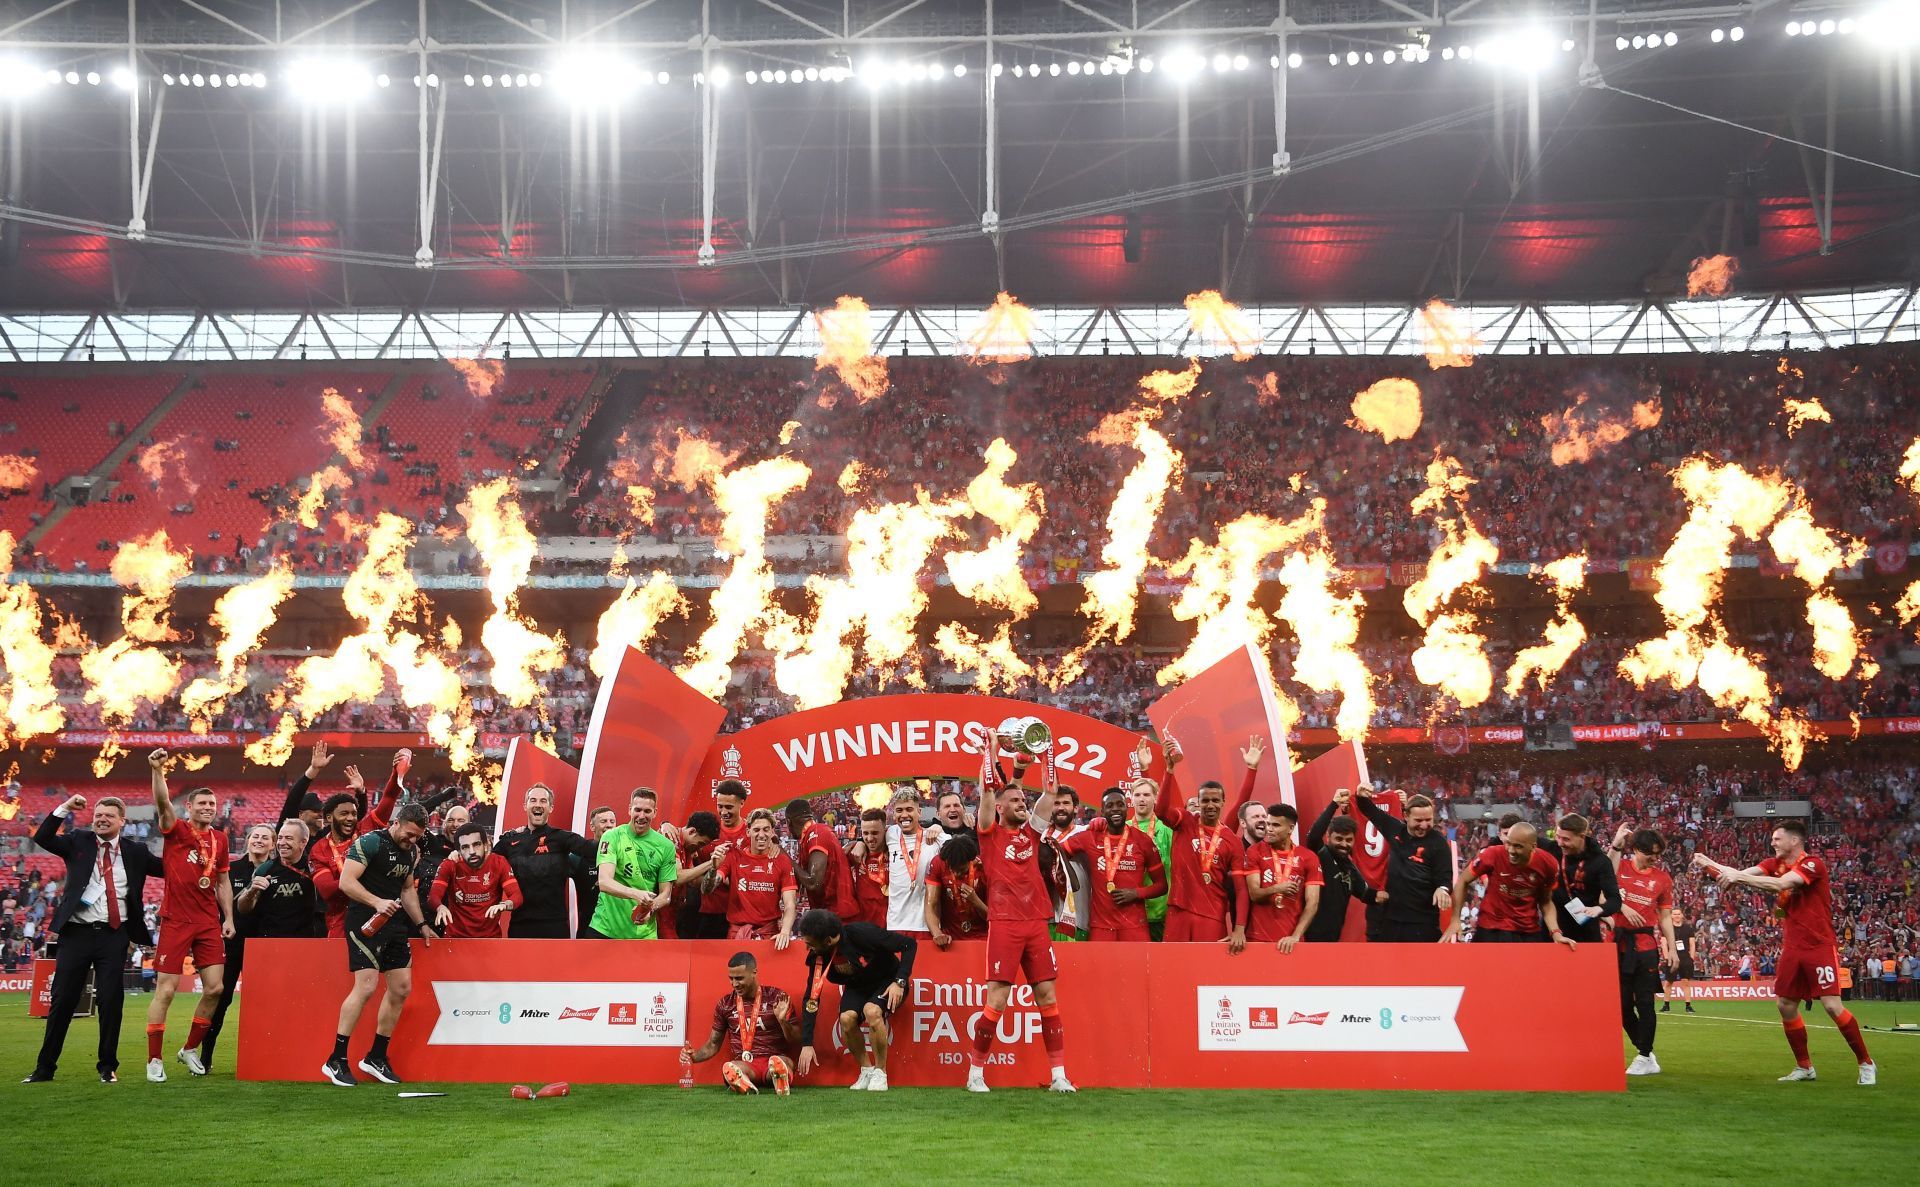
1146, 643, 1295, 806
576, 647, 728, 832
237, 939, 1622, 1091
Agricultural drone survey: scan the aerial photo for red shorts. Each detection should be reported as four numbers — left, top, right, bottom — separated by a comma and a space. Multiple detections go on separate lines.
1087, 924, 1151, 942
156, 919, 224, 976
1774, 946, 1842, 1001
731, 1054, 792, 1084
1164, 906, 1229, 943
984, 918, 1057, 984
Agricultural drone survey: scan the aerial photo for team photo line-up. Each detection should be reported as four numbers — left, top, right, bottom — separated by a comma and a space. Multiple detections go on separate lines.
22, 728, 1875, 1094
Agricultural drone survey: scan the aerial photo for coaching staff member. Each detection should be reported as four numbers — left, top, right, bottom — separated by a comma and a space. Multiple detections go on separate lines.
23, 793, 156, 1083
1354, 787, 1452, 941
1540, 813, 1621, 944
794, 909, 918, 1092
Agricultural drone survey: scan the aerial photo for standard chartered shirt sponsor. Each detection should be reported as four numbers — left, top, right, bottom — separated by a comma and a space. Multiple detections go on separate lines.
428, 981, 687, 1046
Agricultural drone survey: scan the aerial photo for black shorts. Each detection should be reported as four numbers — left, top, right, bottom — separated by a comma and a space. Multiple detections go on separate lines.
1673, 961, 1697, 981
837, 985, 899, 1022
1618, 945, 1660, 985
347, 928, 411, 974
1379, 919, 1440, 943
1473, 927, 1544, 943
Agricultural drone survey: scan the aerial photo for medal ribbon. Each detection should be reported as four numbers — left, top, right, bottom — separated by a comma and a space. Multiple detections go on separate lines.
1101, 831, 1127, 891
1198, 825, 1228, 883
737, 993, 759, 1055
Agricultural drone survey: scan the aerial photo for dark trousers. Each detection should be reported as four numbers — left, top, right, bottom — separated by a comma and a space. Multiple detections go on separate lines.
34, 922, 131, 1078
507, 916, 571, 939
1619, 948, 1660, 1056
1379, 918, 1441, 943
199, 935, 245, 1064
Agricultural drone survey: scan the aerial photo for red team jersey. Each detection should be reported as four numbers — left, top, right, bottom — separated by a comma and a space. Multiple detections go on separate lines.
1344, 787, 1403, 893
1241, 841, 1324, 943
799, 821, 857, 918
1611, 858, 1675, 953
1758, 853, 1837, 952
307, 780, 401, 937
712, 986, 794, 1060
159, 819, 230, 927
430, 852, 524, 938
698, 817, 751, 918
1468, 846, 1560, 934
926, 853, 987, 937
1060, 825, 1164, 934
717, 847, 797, 929
977, 818, 1054, 922
853, 843, 889, 926
1156, 769, 1253, 922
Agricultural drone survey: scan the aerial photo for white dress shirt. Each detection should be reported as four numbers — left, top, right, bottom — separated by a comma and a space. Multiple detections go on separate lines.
57, 806, 127, 925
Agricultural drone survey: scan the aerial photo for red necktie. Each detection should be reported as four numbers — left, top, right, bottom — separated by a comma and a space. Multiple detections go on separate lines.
100, 842, 121, 928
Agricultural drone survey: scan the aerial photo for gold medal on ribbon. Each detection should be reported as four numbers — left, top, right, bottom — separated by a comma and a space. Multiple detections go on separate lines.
197, 876, 212, 889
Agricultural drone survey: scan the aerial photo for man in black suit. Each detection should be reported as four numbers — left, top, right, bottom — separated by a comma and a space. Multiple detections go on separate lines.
23, 793, 155, 1083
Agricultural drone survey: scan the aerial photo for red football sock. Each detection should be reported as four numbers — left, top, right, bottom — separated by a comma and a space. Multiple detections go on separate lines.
1833, 1010, 1872, 1064
184, 1017, 210, 1054
146, 1024, 165, 1062
1039, 1003, 1066, 1070
970, 1007, 1002, 1068
1782, 1015, 1812, 1068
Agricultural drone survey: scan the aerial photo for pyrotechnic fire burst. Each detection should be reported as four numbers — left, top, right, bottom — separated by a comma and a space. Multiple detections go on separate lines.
1183, 290, 1262, 360
814, 296, 890, 403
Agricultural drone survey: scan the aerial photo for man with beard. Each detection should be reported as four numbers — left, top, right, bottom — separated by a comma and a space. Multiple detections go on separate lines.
431, 823, 523, 938
143, 750, 235, 1083
934, 789, 975, 841
709, 809, 797, 946
311, 754, 406, 938
786, 796, 857, 919
884, 789, 943, 942
196, 823, 274, 1073
1302, 791, 1386, 942
1148, 736, 1263, 949
1354, 787, 1453, 942
1038, 788, 1086, 941
670, 812, 726, 939
1127, 779, 1174, 941
924, 833, 989, 946
1058, 788, 1166, 942
683, 951, 800, 1095
577, 804, 619, 937
849, 809, 890, 927
325, 803, 437, 1087
691, 780, 752, 940
411, 801, 469, 901
494, 782, 596, 938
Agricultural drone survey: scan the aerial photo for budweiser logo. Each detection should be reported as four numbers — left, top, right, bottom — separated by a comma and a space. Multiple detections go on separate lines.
559, 1006, 600, 1021
1287, 1011, 1329, 1026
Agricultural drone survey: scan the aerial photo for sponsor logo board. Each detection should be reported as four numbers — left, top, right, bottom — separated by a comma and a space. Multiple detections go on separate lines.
429, 982, 685, 1047
1198, 986, 1467, 1052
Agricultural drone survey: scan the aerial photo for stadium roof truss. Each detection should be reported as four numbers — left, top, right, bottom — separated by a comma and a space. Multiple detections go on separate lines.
2, 284, 1914, 361
2, 0, 1908, 310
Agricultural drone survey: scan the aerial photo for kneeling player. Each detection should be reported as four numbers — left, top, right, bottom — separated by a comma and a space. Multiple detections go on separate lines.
1442, 822, 1577, 947
325, 803, 437, 1087
1695, 822, 1876, 1085
794, 910, 918, 1092
970, 756, 1075, 1093
683, 951, 799, 1095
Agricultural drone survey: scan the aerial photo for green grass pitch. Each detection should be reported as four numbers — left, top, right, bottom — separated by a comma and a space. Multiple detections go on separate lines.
5, 992, 1914, 1185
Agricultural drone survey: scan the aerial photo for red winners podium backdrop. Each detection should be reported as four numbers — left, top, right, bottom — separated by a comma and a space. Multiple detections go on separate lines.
237, 939, 1624, 1091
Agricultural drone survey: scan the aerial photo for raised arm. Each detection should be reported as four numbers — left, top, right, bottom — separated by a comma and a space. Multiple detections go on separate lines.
279, 740, 331, 824
35, 795, 86, 858
364, 749, 409, 831
1353, 787, 1402, 840
1304, 792, 1342, 851
1151, 737, 1188, 830
1226, 736, 1266, 818
149, 748, 176, 832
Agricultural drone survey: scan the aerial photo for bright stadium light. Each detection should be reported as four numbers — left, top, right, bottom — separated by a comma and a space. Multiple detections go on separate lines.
287, 58, 375, 101
1730, 25, 1744, 40
551, 51, 641, 104
1860, 3, 1920, 44
0, 58, 46, 98
1287, 52, 1303, 67
1480, 27, 1560, 71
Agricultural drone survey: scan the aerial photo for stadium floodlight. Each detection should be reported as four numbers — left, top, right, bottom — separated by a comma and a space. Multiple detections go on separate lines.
1839, 18, 1856, 34
1288, 52, 1303, 67
1232, 53, 1249, 70
1346, 50, 1360, 65
991, 62, 1003, 76
0, 58, 46, 98
1384, 51, 1397, 63
551, 51, 642, 104
1730, 26, 1744, 40
1458, 44, 1474, 60
288, 59, 374, 101
1785, 21, 1801, 35
1711, 28, 1725, 42
1211, 53, 1231, 72
1442, 46, 1456, 59
84, 70, 100, 85
807, 66, 821, 81
1819, 19, 1836, 35
1480, 27, 1560, 71
709, 65, 731, 87
1616, 36, 1629, 50
191, 72, 205, 86
1138, 55, 1154, 72
209, 73, 222, 88
527, 72, 540, 86
1067, 60, 1081, 75
1664, 31, 1679, 46
481, 73, 493, 86
1048, 61, 1061, 76
162, 72, 175, 85
63, 70, 78, 84
1860, 3, 1920, 44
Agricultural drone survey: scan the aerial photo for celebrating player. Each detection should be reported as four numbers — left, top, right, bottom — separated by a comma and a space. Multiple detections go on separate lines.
684, 952, 800, 1096
924, 833, 989, 945
325, 802, 436, 1087
311, 753, 406, 937
1058, 788, 1166, 942
885, 788, 943, 940
794, 910, 918, 1092
1242, 804, 1322, 952
430, 822, 524, 938
1611, 826, 1677, 1075
1147, 735, 1262, 949
786, 796, 858, 919
850, 809, 890, 927
1443, 822, 1577, 947
1694, 822, 1877, 1085
969, 747, 1075, 1093
709, 808, 798, 946
1301, 789, 1386, 942
589, 787, 679, 939
143, 748, 235, 1083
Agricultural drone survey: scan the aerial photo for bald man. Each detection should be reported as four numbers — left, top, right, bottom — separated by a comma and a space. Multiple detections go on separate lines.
1444, 822, 1577, 948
